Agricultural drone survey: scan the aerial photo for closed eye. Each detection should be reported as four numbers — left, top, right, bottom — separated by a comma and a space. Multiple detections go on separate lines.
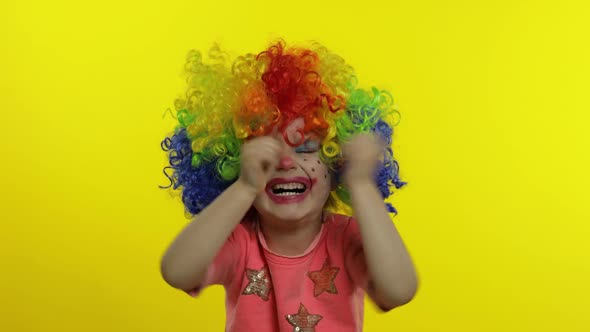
294, 140, 320, 153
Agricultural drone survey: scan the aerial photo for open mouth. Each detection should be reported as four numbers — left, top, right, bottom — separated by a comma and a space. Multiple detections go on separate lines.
271, 182, 307, 196
265, 177, 312, 204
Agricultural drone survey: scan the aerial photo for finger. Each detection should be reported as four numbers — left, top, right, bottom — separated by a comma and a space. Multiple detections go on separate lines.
254, 148, 280, 174
256, 141, 281, 159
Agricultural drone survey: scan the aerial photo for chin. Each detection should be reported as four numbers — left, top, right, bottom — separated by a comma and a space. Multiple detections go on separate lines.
254, 196, 326, 224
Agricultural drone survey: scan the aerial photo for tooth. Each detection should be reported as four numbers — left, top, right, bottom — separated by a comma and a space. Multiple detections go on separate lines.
271, 182, 307, 192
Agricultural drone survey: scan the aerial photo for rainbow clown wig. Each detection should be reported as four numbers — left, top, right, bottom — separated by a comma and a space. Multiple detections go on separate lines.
161, 41, 406, 217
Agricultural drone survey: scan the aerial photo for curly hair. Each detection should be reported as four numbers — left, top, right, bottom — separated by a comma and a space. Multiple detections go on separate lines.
161, 40, 406, 216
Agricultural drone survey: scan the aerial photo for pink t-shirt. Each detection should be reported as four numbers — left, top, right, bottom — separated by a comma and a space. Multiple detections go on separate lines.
188, 213, 370, 331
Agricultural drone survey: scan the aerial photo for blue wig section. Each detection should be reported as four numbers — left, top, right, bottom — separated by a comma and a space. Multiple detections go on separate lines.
161, 128, 234, 215
372, 120, 407, 214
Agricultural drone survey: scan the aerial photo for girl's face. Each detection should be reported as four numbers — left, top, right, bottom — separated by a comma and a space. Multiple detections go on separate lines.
252, 118, 331, 223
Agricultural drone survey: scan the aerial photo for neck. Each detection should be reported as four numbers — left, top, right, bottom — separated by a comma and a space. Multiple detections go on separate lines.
258, 211, 324, 256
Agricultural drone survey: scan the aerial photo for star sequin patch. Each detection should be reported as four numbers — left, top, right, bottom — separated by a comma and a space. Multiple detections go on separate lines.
242, 265, 272, 301
307, 259, 340, 297
285, 303, 323, 332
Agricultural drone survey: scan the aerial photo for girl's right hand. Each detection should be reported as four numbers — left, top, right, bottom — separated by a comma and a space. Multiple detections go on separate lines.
238, 136, 282, 194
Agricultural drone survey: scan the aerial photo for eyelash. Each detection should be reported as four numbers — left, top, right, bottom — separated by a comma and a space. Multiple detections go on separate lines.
295, 141, 319, 153
295, 148, 317, 154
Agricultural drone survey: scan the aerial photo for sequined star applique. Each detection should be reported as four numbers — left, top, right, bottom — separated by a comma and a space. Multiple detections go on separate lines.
285, 303, 323, 332
307, 259, 340, 297
242, 265, 272, 301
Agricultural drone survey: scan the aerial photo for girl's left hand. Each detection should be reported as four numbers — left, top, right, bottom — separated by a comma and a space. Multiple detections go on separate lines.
342, 133, 384, 186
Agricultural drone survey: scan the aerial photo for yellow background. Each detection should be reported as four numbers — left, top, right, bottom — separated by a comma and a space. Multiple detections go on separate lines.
1, 0, 589, 331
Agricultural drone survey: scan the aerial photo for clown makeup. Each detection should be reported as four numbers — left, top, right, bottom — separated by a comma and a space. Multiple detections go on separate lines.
252, 119, 331, 223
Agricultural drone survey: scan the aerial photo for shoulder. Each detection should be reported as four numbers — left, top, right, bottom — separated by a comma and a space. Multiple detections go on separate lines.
324, 212, 358, 229
222, 219, 258, 250
323, 212, 360, 239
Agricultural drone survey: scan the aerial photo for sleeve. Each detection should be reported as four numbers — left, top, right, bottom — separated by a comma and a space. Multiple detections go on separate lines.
185, 223, 248, 297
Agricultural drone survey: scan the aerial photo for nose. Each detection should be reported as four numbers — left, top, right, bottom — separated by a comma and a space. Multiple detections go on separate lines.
272, 131, 298, 171
277, 155, 296, 170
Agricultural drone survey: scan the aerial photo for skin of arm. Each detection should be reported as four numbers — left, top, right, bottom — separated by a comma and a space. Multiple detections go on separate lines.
343, 133, 418, 310
160, 179, 256, 291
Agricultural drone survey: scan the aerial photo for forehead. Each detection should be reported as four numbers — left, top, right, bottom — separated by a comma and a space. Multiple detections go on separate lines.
262, 118, 321, 145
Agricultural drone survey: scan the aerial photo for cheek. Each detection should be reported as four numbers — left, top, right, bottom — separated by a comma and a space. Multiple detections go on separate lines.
299, 156, 330, 190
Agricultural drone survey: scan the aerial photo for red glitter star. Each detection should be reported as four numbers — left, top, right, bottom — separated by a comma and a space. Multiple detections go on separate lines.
307, 259, 339, 297
285, 303, 323, 332
242, 265, 272, 301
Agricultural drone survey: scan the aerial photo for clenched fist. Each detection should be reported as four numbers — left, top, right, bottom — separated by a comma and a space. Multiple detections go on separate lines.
238, 136, 283, 193
342, 133, 384, 186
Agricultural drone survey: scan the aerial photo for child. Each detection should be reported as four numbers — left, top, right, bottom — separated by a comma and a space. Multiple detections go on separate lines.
160, 41, 417, 331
